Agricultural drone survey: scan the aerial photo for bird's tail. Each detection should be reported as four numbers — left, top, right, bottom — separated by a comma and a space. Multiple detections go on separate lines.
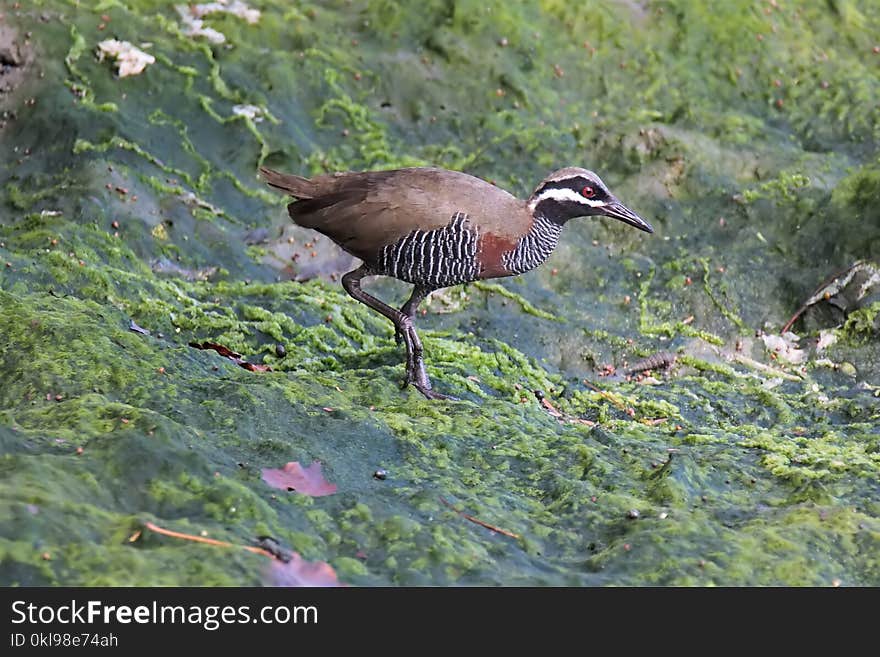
259, 167, 317, 199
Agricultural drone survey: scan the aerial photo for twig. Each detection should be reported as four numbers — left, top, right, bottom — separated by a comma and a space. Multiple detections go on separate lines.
781, 261, 877, 333
729, 353, 803, 381
439, 498, 520, 539
143, 521, 275, 559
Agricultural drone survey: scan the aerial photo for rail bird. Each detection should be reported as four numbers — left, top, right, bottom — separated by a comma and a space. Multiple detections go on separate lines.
261, 166, 652, 400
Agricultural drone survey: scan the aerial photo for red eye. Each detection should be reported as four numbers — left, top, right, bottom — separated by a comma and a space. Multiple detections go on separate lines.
581, 186, 595, 198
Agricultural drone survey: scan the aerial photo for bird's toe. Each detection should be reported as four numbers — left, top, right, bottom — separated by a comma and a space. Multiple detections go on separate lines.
413, 384, 458, 401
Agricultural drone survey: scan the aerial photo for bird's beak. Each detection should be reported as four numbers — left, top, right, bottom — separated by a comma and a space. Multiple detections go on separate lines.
602, 199, 654, 233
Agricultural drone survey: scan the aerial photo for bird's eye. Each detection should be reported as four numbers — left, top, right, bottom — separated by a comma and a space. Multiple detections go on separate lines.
581, 186, 595, 198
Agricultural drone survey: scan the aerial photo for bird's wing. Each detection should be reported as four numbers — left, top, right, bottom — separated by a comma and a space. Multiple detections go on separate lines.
283, 168, 526, 261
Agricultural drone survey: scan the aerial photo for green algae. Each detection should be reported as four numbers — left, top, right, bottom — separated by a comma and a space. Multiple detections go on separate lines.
740, 170, 812, 204
472, 281, 562, 322
1, 0, 879, 587
63, 25, 119, 113
74, 137, 207, 193
841, 302, 880, 341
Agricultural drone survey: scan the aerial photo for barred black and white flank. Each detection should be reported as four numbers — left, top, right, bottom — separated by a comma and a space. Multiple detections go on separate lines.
379, 212, 481, 287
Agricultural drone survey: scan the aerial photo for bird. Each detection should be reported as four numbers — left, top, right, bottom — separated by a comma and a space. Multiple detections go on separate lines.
260, 165, 653, 400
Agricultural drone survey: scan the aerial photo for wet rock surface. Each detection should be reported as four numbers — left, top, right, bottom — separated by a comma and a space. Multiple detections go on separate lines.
0, 1, 878, 586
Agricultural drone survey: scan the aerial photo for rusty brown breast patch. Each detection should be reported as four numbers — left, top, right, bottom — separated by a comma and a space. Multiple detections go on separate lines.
477, 232, 519, 278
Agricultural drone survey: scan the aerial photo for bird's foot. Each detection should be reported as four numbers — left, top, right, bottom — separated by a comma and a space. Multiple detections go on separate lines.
412, 383, 458, 401
403, 356, 458, 401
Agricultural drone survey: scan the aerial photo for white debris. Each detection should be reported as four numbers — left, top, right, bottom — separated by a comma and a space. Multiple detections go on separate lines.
96, 39, 155, 77
178, 191, 223, 214
176, 1, 261, 44
232, 104, 264, 122
761, 331, 807, 364
177, 6, 226, 44
191, 1, 261, 24
761, 377, 784, 390
816, 330, 837, 351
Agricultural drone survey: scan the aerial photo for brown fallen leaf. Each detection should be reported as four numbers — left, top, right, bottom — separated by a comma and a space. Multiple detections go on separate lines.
267, 554, 344, 587
539, 397, 563, 418
261, 461, 338, 497
190, 340, 272, 373
190, 341, 241, 359
240, 362, 272, 372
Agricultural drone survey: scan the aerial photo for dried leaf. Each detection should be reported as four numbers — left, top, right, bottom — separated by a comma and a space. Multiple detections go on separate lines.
240, 362, 272, 372
267, 553, 344, 587
189, 341, 273, 372
190, 341, 241, 359
261, 461, 337, 497
539, 397, 563, 418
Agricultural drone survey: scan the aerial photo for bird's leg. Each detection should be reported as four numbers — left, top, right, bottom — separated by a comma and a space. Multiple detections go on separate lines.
341, 268, 453, 400
341, 266, 414, 364
401, 324, 457, 401
402, 324, 452, 400
398, 286, 456, 400
395, 285, 430, 345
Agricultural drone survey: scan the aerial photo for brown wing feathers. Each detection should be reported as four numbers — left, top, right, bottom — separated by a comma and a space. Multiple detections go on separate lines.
260, 167, 374, 242
260, 166, 530, 261
259, 167, 316, 198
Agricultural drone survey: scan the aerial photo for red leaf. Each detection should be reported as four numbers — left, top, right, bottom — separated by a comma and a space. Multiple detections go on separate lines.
267, 553, 344, 587
189, 341, 272, 372
240, 362, 272, 372
261, 461, 337, 497
190, 341, 241, 358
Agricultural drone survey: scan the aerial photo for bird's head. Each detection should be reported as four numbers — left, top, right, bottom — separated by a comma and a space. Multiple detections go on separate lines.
528, 167, 653, 233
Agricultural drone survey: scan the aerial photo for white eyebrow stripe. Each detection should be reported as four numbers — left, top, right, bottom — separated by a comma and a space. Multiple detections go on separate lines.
529, 187, 607, 209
